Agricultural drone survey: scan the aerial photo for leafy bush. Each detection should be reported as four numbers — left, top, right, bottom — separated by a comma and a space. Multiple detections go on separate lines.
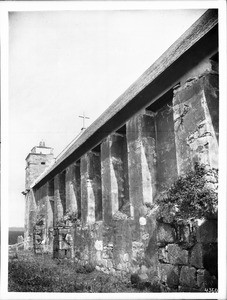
156, 163, 218, 223
56, 211, 80, 227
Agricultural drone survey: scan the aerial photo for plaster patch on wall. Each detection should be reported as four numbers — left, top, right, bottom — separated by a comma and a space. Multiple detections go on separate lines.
95, 240, 103, 251
141, 144, 153, 204
87, 180, 96, 224
139, 217, 146, 226
110, 157, 119, 215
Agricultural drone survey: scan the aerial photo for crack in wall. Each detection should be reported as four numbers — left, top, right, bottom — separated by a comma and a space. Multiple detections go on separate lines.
174, 104, 190, 130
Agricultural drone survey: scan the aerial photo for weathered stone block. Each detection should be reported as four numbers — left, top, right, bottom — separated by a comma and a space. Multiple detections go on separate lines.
190, 242, 217, 277
197, 269, 212, 289
180, 266, 197, 287
166, 244, 188, 265
158, 247, 168, 263
158, 263, 179, 287
148, 269, 159, 285
181, 225, 191, 243
196, 219, 217, 243
176, 223, 193, 245
157, 223, 176, 244
190, 243, 204, 268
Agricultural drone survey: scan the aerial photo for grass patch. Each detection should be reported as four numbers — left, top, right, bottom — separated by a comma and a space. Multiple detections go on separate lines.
8, 251, 139, 293
8, 230, 24, 245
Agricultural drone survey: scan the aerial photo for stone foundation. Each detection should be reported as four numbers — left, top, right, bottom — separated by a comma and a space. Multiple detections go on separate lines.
156, 219, 217, 291
50, 210, 216, 292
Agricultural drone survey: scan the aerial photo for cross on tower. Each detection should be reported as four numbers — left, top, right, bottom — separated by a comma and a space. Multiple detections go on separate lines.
79, 112, 90, 130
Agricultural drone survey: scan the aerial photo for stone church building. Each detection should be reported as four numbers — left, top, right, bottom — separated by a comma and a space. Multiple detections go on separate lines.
23, 10, 218, 291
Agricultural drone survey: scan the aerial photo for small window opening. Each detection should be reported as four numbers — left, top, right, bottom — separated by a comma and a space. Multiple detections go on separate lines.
41, 162, 46, 165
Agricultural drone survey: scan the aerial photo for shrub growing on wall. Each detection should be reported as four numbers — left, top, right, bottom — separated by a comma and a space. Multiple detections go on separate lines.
56, 211, 79, 227
156, 163, 218, 224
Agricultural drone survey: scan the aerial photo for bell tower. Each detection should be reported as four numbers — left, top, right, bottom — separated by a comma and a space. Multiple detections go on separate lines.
25, 141, 54, 189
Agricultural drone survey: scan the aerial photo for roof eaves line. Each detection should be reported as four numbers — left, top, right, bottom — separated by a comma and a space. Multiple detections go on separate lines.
31, 9, 218, 189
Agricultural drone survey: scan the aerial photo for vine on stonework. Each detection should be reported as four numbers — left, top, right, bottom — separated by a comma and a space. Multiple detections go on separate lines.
35, 214, 45, 226
156, 163, 218, 224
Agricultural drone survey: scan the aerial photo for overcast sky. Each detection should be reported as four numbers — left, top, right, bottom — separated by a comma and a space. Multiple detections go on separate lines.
8, 8, 206, 227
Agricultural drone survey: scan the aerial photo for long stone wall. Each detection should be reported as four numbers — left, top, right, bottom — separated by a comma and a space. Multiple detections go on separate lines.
25, 54, 218, 291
